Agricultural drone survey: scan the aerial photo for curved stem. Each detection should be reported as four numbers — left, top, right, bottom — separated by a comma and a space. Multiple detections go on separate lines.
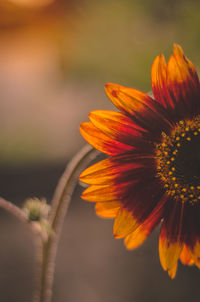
34, 145, 99, 302
0, 197, 27, 223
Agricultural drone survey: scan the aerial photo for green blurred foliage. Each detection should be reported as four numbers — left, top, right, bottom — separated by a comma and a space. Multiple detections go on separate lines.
66, 0, 200, 90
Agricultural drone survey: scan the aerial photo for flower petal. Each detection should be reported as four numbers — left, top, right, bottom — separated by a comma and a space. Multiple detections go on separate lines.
81, 181, 138, 202
80, 122, 134, 155
191, 242, 200, 269
124, 225, 149, 249
113, 178, 164, 238
159, 200, 184, 279
80, 153, 154, 185
179, 244, 194, 266
95, 201, 121, 218
89, 110, 152, 148
105, 83, 171, 136
166, 44, 200, 118
184, 205, 200, 268
151, 54, 175, 109
124, 193, 167, 249
168, 263, 178, 279
81, 184, 119, 202
113, 207, 139, 239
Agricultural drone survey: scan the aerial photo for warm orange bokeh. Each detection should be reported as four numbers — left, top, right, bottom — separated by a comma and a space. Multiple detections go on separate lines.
7, 0, 54, 8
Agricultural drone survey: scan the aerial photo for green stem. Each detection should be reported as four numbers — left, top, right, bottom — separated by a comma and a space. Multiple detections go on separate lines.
34, 145, 99, 302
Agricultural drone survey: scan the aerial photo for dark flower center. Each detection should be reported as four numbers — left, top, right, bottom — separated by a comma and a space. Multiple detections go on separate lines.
156, 116, 200, 204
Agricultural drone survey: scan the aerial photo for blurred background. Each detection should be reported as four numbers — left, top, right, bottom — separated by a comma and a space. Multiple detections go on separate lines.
0, 0, 200, 301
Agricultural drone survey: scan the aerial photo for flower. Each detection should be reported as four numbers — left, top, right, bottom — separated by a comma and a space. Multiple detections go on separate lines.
79, 44, 200, 278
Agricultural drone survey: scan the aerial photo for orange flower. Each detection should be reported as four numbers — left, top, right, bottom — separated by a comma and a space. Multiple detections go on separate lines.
80, 44, 200, 278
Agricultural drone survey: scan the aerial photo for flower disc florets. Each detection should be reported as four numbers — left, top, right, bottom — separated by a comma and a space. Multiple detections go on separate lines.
156, 115, 200, 204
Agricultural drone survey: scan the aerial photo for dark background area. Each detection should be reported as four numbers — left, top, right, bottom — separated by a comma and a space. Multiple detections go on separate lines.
1, 0, 200, 301
1, 164, 200, 302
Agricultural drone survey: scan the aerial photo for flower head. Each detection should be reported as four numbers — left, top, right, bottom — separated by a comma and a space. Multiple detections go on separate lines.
80, 44, 200, 278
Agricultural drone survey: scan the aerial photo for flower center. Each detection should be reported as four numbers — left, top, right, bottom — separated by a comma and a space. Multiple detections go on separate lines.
156, 115, 200, 204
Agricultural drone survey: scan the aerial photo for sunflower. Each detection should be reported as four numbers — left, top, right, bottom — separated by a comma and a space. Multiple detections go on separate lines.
79, 44, 200, 278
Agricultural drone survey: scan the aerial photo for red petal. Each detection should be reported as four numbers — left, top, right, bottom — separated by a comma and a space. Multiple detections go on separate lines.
113, 178, 165, 238
159, 199, 184, 278
89, 110, 152, 149
184, 205, 200, 268
80, 152, 154, 185
125, 193, 167, 249
80, 122, 134, 155
151, 54, 175, 109
166, 44, 200, 118
105, 83, 171, 136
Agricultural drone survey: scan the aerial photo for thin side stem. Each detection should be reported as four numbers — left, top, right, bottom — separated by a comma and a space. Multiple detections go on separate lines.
0, 197, 27, 223
34, 145, 99, 302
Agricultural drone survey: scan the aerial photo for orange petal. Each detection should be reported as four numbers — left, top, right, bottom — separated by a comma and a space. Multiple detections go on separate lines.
151, 54, 174, 109
179, 244, 194, 266
105, 83, 171, 134
124, 225, 149, 249
81, 182, 134, 202
80, 153, 149, 185
189, 241, 200, 269
80, 122, 134, 156
166, 44, 200, 117
89, 110, 149, 148
159, 200, 184, 278
124, 193, 167, 250
168, 263, 178, 279
113, 207, 139, 239
81, 184, 116, 202
105, 83, 155, 115
159, 236, 181, 279
95, 201, 121, 218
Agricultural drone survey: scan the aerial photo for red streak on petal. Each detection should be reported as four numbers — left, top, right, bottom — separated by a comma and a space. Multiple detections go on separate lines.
111, 90, 117, 97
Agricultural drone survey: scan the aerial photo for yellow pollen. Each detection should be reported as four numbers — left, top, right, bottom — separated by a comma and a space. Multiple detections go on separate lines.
156, 115, 200, 205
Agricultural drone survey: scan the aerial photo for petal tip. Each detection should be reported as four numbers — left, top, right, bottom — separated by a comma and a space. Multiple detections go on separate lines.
172, 43, 184, 56
104, 83, 119, 98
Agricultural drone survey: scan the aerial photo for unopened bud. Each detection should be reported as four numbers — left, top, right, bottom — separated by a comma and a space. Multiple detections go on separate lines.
23, 198, 50, 222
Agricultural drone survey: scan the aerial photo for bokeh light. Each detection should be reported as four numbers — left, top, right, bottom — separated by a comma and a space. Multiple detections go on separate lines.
8, 0, 54, 8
